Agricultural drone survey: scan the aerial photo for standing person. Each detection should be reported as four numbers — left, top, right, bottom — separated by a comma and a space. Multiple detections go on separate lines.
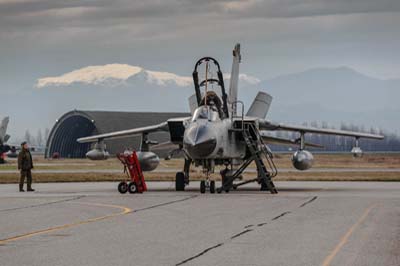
17, 141, 35, 192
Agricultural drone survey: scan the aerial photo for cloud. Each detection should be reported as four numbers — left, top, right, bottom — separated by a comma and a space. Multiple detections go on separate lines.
220, 0, 400, 18
4, 0, 399, 31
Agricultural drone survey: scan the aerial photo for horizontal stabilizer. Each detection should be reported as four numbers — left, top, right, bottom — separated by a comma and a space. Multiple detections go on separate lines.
246, 92, 272, 119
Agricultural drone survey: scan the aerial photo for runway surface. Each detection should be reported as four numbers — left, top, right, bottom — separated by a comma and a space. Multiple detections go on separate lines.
0, 181, 399, 266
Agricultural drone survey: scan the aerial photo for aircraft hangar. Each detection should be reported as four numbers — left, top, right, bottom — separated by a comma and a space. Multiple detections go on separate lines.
45, 110, 188, 158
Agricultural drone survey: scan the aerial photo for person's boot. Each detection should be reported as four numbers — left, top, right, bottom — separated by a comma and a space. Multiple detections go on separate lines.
19, 184, 24, 192
27, 187, 35, 192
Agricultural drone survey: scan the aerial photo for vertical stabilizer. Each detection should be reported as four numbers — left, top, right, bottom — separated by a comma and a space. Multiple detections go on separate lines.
0, 116, 10, 143
228, 43, 241, 116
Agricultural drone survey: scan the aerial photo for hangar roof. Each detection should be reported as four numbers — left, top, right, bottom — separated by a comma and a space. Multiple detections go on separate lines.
46, 110, 189, 158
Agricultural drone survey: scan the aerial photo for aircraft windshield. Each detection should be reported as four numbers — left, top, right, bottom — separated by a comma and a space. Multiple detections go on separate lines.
192, 106, 220, 122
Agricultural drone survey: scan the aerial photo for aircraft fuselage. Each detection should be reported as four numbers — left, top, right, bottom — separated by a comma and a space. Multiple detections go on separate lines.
182, 107, 247, 167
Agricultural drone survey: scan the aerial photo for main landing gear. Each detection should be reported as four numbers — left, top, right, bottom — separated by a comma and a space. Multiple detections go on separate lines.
175, 159, 191, 191
175, 172, 186, 191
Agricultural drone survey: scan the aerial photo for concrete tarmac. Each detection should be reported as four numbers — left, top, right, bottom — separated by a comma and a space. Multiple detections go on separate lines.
0, 181, 399, 266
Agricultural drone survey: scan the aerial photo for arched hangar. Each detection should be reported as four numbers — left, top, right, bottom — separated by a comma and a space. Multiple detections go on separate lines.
45, 110, 188, 158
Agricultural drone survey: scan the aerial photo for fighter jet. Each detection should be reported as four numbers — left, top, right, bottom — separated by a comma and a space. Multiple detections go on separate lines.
0, 117, 14, 163
77, 44, 384, 193
0, 117, 40, 162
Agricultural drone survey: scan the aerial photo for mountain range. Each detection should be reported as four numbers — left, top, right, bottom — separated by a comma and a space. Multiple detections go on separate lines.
3, 64, 399, 139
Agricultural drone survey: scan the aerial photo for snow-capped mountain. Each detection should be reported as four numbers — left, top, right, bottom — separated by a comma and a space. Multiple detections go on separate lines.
36, 63, 260, 88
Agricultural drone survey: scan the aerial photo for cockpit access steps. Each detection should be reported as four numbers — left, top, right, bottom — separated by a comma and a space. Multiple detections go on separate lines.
217, 122, 278, 194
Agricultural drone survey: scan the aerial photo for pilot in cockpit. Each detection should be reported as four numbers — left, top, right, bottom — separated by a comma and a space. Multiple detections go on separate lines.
199, 91, 224, 118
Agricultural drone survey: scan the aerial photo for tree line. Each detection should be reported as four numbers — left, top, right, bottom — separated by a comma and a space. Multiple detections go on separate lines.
11, 128, 51, 149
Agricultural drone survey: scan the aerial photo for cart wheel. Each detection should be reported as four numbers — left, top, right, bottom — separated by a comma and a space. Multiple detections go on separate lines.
200, 181, 206, 194
118, 182, 128, 194
175, 172, 185, 191
210, 181, 215, 194
128, 182, 137, 194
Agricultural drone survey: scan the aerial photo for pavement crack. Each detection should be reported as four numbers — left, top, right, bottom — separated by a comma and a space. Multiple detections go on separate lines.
271, 211, 291, 221
176, 243, 224, 266
299, 196, 318, 208
231, 229, 253, 239
132, 195, 198, 214
174, 195, 319, 265
0, 195, 86, 212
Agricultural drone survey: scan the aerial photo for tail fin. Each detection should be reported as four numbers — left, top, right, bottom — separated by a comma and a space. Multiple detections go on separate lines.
0, 116, 10, 143
246, 92, 273, 119
228, 43, 241, 116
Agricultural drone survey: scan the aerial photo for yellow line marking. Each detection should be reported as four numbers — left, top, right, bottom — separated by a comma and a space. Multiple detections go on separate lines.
0, 202, 132, 245
321, 203, 377, 266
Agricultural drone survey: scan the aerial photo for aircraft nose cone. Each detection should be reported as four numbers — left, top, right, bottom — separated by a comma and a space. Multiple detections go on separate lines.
184, 125, 217, 158
185, 139, 217, 158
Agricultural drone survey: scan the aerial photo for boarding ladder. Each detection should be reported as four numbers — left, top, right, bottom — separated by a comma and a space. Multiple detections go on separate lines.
218, 102, 278, 193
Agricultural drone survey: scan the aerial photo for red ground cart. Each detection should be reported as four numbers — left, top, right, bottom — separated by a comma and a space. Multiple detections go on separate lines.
117, 151, 147, 194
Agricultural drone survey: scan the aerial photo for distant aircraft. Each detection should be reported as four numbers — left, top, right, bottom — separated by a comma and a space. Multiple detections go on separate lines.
78, 44, 384, 193
0, 117, 14, 163
0, 117, 40, 163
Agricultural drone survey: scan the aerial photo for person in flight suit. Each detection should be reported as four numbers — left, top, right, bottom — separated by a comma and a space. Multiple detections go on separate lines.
18, 141, 35, 192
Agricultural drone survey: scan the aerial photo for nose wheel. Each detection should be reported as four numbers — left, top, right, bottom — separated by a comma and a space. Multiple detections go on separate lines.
200, 180, 215, 194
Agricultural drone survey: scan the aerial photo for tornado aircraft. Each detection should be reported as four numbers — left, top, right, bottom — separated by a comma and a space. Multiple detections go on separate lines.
78, 44, 384, 193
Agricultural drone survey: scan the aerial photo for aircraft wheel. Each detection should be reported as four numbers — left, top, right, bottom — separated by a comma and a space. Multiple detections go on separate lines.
210, 181, 215, 194
128, 182, 137, 194
200, 181, 206, 194
175, 172, 185, 191
118, 181, 128, 194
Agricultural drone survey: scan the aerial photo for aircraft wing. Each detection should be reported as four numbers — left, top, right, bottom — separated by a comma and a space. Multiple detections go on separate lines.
259, 120, 384, 140
77, 122, 169, 143
261, 134, 324, 148
150, 141, 180, 151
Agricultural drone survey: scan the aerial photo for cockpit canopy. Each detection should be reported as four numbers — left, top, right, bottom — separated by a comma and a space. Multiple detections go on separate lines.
199, 91, 224, 118
192, 106, 220, 122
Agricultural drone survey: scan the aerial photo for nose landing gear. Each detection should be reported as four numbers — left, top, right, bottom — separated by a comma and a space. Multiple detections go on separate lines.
200, 180, 215, 194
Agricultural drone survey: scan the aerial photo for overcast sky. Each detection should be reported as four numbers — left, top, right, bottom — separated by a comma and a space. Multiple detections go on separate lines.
1, 0, 400, 87
1, 0, 400, 139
